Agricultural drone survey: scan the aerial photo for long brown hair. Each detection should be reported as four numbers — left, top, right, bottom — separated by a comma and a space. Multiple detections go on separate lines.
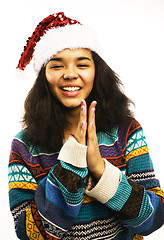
23, 51, 134, 152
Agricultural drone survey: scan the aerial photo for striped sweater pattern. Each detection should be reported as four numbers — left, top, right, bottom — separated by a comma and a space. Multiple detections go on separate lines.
8, 118, 164, 239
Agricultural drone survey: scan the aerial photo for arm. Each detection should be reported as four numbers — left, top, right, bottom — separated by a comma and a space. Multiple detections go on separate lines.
8, 141, 45, 240
9, 134, 88, 239
35, 136, 88, 238
86, 119, 164, 236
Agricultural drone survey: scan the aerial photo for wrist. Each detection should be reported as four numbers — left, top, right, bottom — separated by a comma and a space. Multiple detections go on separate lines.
58, 136, 87, 168
86, 159, 121, 203
89, 158, 105, 180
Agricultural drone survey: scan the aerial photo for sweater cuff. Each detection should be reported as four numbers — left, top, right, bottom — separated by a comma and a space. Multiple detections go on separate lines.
57, 136, 87, 168
86, 159, 121, 204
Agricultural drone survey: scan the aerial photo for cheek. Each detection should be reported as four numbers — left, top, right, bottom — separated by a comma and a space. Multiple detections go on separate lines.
45, 68, 60, 86
83, 70, 95, 89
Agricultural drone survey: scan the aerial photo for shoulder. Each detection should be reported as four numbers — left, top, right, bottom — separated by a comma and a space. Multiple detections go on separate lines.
12, 129, 56, 156
119, 117, 142, 134
125, 118, 143, 140
14, 129, 30, 145
11, 129, 34, 155
117, 117, 143, 145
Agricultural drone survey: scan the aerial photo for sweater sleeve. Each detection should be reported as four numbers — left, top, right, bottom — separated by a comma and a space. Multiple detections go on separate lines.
8, 135, 88, 239
86, 119, 164, 236
8, 140, 46, 240
35, 136, 88, 238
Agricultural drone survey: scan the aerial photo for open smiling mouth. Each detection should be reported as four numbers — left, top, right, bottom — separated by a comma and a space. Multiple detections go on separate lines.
60, 87, 82, 92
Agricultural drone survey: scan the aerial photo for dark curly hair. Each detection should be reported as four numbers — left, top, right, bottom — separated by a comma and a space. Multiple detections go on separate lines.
23, 51, 134, 152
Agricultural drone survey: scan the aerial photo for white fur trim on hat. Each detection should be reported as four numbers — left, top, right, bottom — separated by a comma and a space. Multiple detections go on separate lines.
33, 24, 102, 73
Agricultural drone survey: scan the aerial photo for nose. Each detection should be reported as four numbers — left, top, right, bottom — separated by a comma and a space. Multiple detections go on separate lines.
63, 67, 78, 80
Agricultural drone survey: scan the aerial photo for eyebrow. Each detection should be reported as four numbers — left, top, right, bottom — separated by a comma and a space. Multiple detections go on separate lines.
49, 57, 91, 62
49, 57, 62, 62
77, 57, 91, 61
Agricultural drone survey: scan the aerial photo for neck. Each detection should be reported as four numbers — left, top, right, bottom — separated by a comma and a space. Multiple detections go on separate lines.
64, 106, 81, 139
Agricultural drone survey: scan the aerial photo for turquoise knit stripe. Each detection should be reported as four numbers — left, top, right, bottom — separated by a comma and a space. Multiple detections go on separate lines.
126, 154, 154, 174
105, 174, 132, 211
126, 129, 147, 156
60, 161, 88, 178
9, 189, 34, 208
96, 127, 118, 146
75, 201, 114, 222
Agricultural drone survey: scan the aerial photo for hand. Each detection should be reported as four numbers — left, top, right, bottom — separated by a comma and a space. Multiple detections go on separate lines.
74, 100, 87, 145
87, 101, 105, 180
74, 100, 105, 180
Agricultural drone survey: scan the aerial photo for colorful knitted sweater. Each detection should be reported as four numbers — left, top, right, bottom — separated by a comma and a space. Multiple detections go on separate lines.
8, 118, 164, 240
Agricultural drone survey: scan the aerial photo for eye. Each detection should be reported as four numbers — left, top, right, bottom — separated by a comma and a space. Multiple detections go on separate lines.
77, 64, 89, 68
50, 65, 64, 69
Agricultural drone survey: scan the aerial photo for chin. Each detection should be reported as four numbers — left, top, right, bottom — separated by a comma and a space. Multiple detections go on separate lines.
62, 99, 82, 109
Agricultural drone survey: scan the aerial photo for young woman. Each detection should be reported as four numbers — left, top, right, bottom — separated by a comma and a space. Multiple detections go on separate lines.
8, 12, 164, 240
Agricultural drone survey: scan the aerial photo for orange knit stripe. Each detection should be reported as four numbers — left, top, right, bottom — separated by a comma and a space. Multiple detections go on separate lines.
126, 146, 149, 162
8, 181, 38, 192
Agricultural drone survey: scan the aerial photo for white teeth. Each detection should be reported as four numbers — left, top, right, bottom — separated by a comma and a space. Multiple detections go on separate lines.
62, 87, 81, 92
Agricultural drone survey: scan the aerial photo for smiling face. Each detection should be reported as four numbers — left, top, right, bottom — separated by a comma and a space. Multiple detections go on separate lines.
45, 48, 95, 108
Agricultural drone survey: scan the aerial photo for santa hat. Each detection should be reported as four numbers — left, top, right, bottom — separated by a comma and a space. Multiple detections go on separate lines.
17, 12, 101, 73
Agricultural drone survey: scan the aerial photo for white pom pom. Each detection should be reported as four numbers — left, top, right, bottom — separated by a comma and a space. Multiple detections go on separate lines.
15, 63, 37, 81
15, 68, 27, 80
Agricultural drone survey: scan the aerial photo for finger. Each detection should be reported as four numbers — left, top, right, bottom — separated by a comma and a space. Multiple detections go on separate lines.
74, 100, 87, 145
88, 101, 97, 128
88, 101, 97, 142
74, 120, 87, 145
80, 99, 87, 125
74, 121, 87, 145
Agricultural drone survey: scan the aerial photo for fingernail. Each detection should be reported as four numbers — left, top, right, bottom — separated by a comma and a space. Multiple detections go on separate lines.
70, 134, 75, 138
92, 107, 96, 113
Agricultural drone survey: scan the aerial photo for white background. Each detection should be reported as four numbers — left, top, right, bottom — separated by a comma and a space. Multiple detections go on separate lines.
0, 0, 164, 239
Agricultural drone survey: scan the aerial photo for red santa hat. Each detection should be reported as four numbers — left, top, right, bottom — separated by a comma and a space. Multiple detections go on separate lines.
17, 12, 101, 73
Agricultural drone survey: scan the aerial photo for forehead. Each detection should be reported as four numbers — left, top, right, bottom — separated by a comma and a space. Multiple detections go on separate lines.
51, 48, 93, 60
